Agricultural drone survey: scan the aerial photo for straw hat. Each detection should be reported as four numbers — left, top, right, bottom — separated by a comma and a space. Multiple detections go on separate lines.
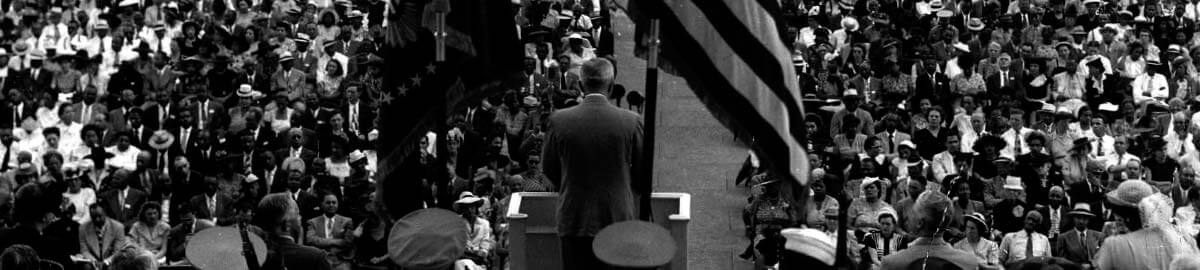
148, 130, 175, 151
1107, 180, 1157, 208
592, 221, 677, 268
186, 227, 268, 270
781, 228, 836, 266
388, 208, 468, 270
454, 191, 482, 205
1069, 202, 1096, 217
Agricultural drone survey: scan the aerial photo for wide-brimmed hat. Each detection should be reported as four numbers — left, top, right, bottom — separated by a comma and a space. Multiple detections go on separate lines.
781, 228, 835, 266
454, 191, 482, 205
348, 150, 366, 163
236, 84, 262, 98
966, 18, 985, 31
1069, 202, 1095, 216
898, 140, 917, 151
1107, 180, 1157, 208
841, 17, 859, 32
186, 227, 268, 270
388, 208, 468, 270
936, 9, 954, 18
148, 130, 175, 150
1003, 176, 1024, 190
964, 212, 989, 232
278, 52, 295, 62
592, 221, 677, 268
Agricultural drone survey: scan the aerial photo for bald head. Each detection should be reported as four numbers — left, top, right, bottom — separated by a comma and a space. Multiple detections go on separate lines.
581, 58, 614, 94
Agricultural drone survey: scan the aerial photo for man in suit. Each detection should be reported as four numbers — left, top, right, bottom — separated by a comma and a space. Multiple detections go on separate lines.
875, 114, 912, 155
191, 93, 226, 131
241, 113, 276, 152
73, 88, 108, 125
542, 58, 646, 269
292, 34, 320, 74
142, 54, 176, 94
254, 193, 333, 270
1038, 186, 1070, 240
284, 164, 322, 221
1053, 202, 1105, 266
1171, 168, 1197, 208
79, 202, 126, 268
343, 86, 372, 143
273, 53, 309, 101
98, 169, 146, 228
274, 128, 317, 168
106, 89, 142, 132
141, 92, 177, 130
188, 176, 233, 223
915, 58, 952, 103
986, 53, 1024, 93
224, 131, 260, 174
305, 193, 355, 270
235, 60, 271, 97
254, 151, 287, 196
20, 54, 52, 94
133, 151, 169, 201
0, 89, 35, 129
185, 129, 219, 173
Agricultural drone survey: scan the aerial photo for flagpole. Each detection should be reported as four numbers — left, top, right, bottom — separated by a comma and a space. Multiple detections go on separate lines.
640, 18, 660, 221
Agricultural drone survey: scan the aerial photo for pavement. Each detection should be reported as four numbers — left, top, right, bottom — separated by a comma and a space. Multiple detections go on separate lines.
608, 9, 757, 270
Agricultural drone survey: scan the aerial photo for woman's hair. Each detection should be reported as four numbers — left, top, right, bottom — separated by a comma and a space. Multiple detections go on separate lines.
1, 245, 39, 270
139, 201, 162, 224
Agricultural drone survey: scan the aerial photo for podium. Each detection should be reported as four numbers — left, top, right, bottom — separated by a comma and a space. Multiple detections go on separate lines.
506, 192, 691, 270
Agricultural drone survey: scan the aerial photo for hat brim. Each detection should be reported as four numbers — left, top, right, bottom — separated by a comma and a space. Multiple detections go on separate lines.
592, 221, 677, 267
1069, 210, 1096, 217
149, 138, 174, 150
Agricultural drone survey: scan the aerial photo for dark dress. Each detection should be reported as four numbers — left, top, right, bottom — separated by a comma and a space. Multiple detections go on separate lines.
1143, 157, 1179, 184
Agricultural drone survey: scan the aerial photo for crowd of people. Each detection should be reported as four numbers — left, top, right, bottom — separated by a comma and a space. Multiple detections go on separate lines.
737, 0, 1200, 268
0, 0, 618, 268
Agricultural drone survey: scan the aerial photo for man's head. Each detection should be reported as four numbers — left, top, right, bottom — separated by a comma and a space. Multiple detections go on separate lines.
252, 193, 300, 236
88, 202, 106, 223
580, 58, 615, 94
1049, 186, 1065, 206
1024, 211, 1043, 232
321, 193, 338, 216
111, 169, 131, 189
879, 212, 896, 235
945, 133, 961, 153
908, 191, 952, 236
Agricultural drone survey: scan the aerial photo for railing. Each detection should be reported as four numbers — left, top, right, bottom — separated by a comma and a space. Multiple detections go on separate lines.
506, 192, 691, 270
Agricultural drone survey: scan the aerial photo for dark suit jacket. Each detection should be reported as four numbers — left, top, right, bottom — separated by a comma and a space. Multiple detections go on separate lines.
140, 102, 178, 130
19, 68, 53, 94
274, 147, 318, 168
0, 102, 36, 129
543, 95, 645, 236
1036, 204, 1072, 237
266, 235, 333, 270
342, 102, 374, 137
131, 170, 169, 201
914, 71, 951, 102
99, 188, 147, 226
192, 100, 226, 130
253, 168, 287, 195
1053, 228, 1105, 265
1171, 185, 1194, 210
986, 69, 1025, 93
142, 67, 178, 94
188, 193, 234, 221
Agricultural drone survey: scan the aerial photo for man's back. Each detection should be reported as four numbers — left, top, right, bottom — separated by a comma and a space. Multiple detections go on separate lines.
543, 94, 643, 237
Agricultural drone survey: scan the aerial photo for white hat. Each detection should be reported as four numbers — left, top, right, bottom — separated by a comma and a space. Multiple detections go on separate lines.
278, 52, 294, 62
118, 0, 138, 7
1003, 176, 1024, 190
118, 50, 138, 62
349, 150, 366, 163
841, 17, 860, 32
1083, 0, 1103, 5
455, 191, 482, 205
843, 89, 859, 97
1099, 103, 1119, 112
952, 42, 970, 53
781, 228, 835, 266
236, 84, 261, 98
899, 140, 917, 150
245, 173, 260, 183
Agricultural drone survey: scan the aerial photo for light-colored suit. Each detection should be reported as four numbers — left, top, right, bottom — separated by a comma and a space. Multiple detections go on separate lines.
72, 102, 108, 125
272, 69, 308, 100
876, 131, 913, 155
305, 214, 355, 262
78, 218, 127, 263
542, 94, 645, 237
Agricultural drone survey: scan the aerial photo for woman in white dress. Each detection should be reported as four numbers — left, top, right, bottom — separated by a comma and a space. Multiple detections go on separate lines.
954, 213, 1002, 269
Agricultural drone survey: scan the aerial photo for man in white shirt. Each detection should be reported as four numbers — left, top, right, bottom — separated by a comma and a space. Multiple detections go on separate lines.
999, 211, 1053, 263
1106, 136, 1142, 181
932, 134, 962, 182
1166, 114, 1196, 160
1133, 61, 1170, 105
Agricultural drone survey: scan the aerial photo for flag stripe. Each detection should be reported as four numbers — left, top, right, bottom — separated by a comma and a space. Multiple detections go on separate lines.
655, 7, 803, 185
660, 0, 810, 184
684, 0, 805, 141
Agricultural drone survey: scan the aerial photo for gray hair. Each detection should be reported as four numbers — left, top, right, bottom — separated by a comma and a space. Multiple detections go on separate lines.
580, 58, 614, 93
908, 190, 953, 236
253, 193, 299, 232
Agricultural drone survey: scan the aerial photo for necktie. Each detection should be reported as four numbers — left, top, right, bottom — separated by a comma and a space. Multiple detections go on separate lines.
181, 129, 189, 153
1026, 232, 1035, 258
325, 217, 333, 238
199, 102, 207, 128
889, 133, 896, 153
159, 151, 168, 172
882, 235, 891, 256
159, 105, 166, 125
208, 196, 215, 216
1, 148, 11, 172
1001, 71, 1007, 87
1080, 231, 1087, 250
244, 153, 252, 173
